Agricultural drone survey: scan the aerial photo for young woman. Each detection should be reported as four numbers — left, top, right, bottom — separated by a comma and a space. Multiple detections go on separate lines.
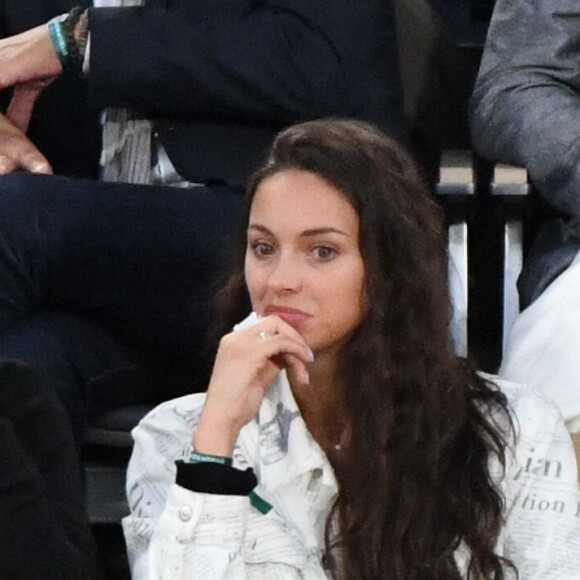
123, 119, 580, 579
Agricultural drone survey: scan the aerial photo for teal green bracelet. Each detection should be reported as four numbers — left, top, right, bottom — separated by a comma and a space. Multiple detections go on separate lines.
48, 20, 69, 67
189, 450, 233, 466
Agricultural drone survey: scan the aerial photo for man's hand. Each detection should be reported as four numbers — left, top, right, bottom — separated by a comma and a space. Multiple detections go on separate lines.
0, 113, 52, 175
7, 80, 54, 132
0, 24, 62, 90
0, 23, 62, 174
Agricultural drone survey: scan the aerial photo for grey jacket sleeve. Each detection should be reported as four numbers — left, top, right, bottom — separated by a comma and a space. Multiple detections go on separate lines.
470, 0, 580, 218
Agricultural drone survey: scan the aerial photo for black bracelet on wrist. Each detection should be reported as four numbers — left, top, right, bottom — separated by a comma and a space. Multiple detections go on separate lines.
62, 6, 88, 71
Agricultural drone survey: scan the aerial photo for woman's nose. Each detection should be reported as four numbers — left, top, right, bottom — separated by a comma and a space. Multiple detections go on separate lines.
266, 253, 301, 292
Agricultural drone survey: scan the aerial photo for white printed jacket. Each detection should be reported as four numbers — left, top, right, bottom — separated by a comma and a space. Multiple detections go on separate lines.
123, 372, 580, 579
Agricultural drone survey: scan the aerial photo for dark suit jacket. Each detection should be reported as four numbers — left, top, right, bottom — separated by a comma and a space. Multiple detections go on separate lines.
87, 0, 406, 185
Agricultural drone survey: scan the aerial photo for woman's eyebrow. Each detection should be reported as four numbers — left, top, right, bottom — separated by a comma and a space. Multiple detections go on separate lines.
247, 223, 271, 235
248, 224, 351, 237
301, 227, 351, 237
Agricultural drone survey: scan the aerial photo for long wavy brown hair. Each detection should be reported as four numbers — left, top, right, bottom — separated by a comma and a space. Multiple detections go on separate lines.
216, 119, 515, 579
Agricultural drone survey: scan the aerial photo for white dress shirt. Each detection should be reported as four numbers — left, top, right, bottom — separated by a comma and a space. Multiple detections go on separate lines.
501, 250, 580, 433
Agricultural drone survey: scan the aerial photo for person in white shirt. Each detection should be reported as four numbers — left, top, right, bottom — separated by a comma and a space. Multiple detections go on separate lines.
124, 119, 580, 579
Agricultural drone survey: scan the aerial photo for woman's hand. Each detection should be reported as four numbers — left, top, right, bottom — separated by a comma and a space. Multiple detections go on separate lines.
193, 315, 314, 456
0, 113, 52, 175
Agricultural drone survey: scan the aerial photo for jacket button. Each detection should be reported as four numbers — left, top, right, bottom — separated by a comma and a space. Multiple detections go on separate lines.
179, 505, 193, 522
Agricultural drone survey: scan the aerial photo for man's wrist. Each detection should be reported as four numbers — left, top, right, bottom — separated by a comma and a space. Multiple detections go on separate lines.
48, 7, 88, 72
63, 7, 88, 71
73, 10, 89, 63
47, 19, 68, 68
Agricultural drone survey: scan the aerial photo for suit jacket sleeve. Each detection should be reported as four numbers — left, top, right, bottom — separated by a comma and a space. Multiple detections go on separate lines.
86, 0, 399, 125
470, 0, 580, 218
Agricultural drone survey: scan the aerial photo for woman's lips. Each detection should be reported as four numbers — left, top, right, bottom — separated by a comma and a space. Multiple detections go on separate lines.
264, 306, 312, 326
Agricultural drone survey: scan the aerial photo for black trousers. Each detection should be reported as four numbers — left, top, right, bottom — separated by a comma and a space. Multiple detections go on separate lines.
0, 359, 103, 580
0, 173, 242, 443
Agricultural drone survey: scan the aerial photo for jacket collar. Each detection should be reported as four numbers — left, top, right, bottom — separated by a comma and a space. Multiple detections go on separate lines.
256, 371, 338, 494
233, 313, 337, 494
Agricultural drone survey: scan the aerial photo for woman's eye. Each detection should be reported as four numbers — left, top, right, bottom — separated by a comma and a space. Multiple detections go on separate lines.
252, 242, 274, 257
313, 246, 337, 260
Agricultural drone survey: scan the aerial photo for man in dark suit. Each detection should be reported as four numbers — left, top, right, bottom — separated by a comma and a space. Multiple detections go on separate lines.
0, 1, 406, 442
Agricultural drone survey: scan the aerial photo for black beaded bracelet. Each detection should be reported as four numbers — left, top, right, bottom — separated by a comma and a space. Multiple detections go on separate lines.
62, 6, 87, 71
